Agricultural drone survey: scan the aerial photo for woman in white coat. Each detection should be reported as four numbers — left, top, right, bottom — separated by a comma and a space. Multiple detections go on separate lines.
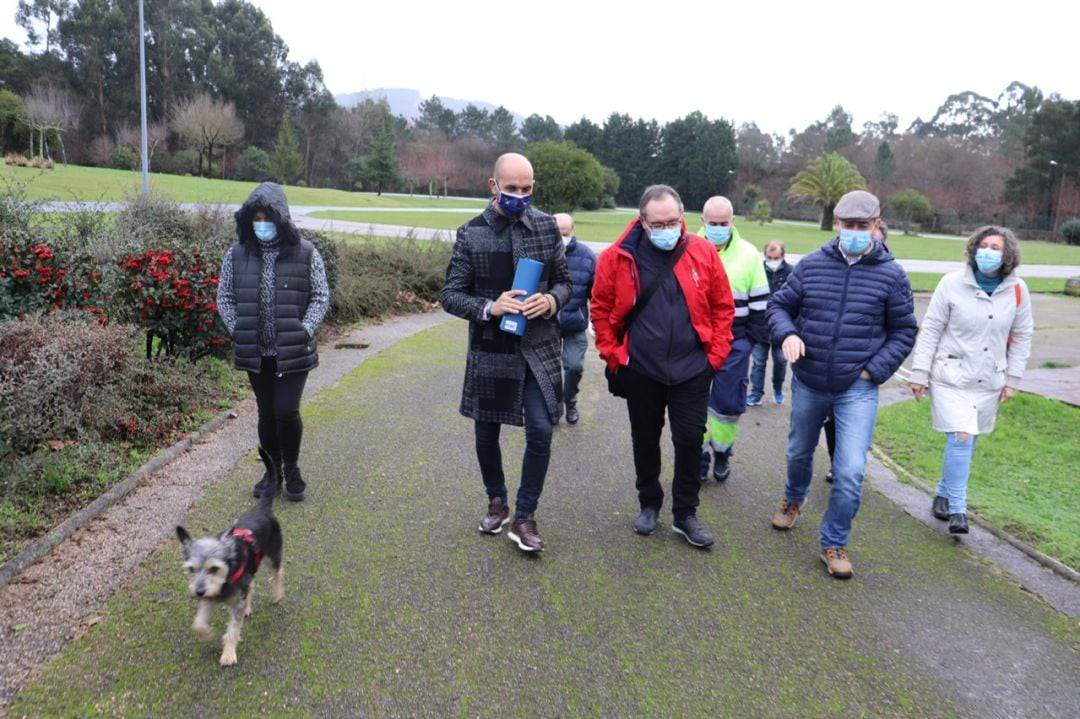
907, 226, 1034, 534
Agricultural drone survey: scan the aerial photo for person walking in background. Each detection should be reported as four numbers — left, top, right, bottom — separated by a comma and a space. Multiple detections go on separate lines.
440, 153, 571, 553
907, 226, 1033, 533
592, 185, 734, 548
697, 196, 770, 483
216, 182, 330, 502
554, 213, 596, 426
767, 190, 917, 579
747, 240, 792, 407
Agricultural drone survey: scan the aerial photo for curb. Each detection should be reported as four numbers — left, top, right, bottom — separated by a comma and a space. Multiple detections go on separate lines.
870, 444, 1080, 585
0, 408, 238, 590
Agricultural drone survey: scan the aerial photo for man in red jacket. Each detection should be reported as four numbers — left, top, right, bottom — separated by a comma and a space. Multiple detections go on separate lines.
591, 185, 735, 548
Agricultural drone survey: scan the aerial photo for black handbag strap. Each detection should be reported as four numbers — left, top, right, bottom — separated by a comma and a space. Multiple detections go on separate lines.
617, 236, 689, 342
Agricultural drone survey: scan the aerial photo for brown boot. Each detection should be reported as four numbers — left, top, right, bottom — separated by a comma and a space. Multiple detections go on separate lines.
507, 515, 544, 552
771, 499, 804, 530
479, 496, 510, 534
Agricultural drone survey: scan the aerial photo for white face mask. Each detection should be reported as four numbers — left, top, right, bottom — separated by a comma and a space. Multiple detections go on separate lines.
562, 235, 573, 246
765, 259, 783, 271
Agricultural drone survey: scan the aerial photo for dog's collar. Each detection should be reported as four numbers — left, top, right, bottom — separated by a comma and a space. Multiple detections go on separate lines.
228, 528, 262, 585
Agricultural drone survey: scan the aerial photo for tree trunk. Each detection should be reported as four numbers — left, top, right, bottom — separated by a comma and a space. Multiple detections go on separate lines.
820, 204, 835, 231
57, 132, 66, 165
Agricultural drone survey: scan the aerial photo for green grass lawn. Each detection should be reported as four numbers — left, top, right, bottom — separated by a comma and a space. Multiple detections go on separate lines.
310, 209, 1080, 266
0, 163, 487, 209
874, 393, 1080, 570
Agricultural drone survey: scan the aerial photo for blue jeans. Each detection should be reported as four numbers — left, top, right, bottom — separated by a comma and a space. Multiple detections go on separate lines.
474, 369, 553, 520
561, 331, 587, 408
937, 432, 978, 515
750, 341, 787, 396
784, 375, 879, 549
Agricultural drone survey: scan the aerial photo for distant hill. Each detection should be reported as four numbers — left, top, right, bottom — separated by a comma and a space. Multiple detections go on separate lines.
334, 88, 525, 126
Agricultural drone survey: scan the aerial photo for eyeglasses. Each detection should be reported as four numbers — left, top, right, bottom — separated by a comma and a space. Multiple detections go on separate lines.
642, 218, 681, 231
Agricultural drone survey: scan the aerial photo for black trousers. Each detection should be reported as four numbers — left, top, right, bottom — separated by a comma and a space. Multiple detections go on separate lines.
624, 365, 712, 520
247, 356, 308, 466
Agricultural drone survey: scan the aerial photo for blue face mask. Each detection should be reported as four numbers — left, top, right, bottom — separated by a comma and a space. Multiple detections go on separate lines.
975, 248, 1003, 274
495, 183, 532, 217
648, 226, 681, 251
253, 221, 278, 243
704, 225, 732, 245
839, 228, 872, 255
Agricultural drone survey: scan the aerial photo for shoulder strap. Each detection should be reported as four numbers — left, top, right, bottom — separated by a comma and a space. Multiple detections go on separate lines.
617, 238, 689, 342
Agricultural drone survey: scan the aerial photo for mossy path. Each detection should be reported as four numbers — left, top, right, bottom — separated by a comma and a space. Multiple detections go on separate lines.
9, 322, 1078, 717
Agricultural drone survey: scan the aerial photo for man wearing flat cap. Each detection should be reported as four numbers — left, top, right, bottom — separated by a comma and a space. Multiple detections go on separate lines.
765, 189, 917, 579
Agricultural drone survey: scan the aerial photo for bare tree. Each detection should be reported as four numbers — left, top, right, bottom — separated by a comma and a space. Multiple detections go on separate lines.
21, 85, 79, 163
171, 94, 244, 177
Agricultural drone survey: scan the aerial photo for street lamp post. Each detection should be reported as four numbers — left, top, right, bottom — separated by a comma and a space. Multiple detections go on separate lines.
138, 0, 149, 196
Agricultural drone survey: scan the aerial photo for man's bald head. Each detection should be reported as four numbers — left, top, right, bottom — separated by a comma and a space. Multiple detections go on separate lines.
489, 153, 535, 200
554, 213, 574, 237
702, 196, 733, 221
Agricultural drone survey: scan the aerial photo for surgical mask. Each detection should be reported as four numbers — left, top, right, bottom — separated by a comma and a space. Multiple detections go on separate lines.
562, 235, 573, 247
495, 183, 532, 217
704, 225, 732, 245
253, 221, 278, 243
648, 226, 681, 251
765, 259, 783, 271
839, 228, 872, 255
975, 248, 1003, 274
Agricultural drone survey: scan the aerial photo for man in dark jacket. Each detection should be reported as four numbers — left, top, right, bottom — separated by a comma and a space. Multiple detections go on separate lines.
748, 240, 792, 406
440, 153, 572, 553
592, 185, 734, 548
554, 213, 596, 426
766, 190, 917, 579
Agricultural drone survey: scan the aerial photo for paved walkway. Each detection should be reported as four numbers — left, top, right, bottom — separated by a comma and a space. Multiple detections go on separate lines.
2, 314, 1077, 717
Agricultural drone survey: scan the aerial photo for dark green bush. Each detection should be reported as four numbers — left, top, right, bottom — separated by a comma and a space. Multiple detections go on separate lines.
1061, 218, 1080, 246
328, 238, 451, 324
0, 313, 231, 459
110, 146, 138, 170
238, 146, 272, 182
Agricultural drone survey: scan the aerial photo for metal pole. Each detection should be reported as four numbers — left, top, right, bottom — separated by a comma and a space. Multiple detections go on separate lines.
138, 0, 149, 196
1054, 163, 1067, 238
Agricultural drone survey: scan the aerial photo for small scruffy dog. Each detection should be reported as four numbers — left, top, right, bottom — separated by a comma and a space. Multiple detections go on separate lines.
176, 447, 284, 666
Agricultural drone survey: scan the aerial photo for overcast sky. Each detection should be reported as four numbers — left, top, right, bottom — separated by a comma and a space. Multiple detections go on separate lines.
3, 0, 1078, 137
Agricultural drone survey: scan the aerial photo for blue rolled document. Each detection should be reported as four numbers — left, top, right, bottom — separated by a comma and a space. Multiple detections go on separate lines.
499, 257, 544, 336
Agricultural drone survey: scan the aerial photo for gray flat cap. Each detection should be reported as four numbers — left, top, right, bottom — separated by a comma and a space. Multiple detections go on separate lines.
834, 190, 880, 220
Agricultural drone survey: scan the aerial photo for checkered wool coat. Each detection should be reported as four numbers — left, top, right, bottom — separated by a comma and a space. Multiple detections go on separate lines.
440, 203, 572, 425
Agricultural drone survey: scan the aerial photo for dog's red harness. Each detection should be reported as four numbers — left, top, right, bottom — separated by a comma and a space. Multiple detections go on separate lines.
228, 528, 263, 585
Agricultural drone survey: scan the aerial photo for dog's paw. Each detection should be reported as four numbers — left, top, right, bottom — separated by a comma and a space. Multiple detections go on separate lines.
271, 587, 284, 604
243, 603, 253, 618
219, 648, 237, 666
193, 623, 214, 640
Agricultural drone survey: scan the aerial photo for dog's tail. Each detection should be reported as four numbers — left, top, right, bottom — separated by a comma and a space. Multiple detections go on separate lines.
257, 446, 280, 507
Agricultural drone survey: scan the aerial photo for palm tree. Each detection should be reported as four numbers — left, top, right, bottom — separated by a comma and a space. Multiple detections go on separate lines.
788, 153, 866, 230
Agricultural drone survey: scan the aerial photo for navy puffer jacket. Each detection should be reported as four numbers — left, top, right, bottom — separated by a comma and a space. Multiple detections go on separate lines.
767, 239, 917, 392
558, 237, 597, 335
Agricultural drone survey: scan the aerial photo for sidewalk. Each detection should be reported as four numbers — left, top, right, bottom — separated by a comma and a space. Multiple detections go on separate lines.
4, 315, 1077, 717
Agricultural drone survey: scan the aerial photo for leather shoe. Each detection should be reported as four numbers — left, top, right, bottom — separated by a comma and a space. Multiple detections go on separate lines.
932, 495, 950, 521
633, 506, 659, 535
713, 453, 731, 483
948, 513, 969, 534
672, 515, 714, 548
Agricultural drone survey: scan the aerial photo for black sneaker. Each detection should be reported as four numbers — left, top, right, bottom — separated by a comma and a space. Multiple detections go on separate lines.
713, 453, 731, 482
633, 506, 659, 535
283, 464, 306, 501
825, 469, 836, 484
672, 515, 714, 548
566, 405, 580, 425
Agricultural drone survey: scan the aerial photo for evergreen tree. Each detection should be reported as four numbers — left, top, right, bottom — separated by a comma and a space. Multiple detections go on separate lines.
271, 119, 304, 183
